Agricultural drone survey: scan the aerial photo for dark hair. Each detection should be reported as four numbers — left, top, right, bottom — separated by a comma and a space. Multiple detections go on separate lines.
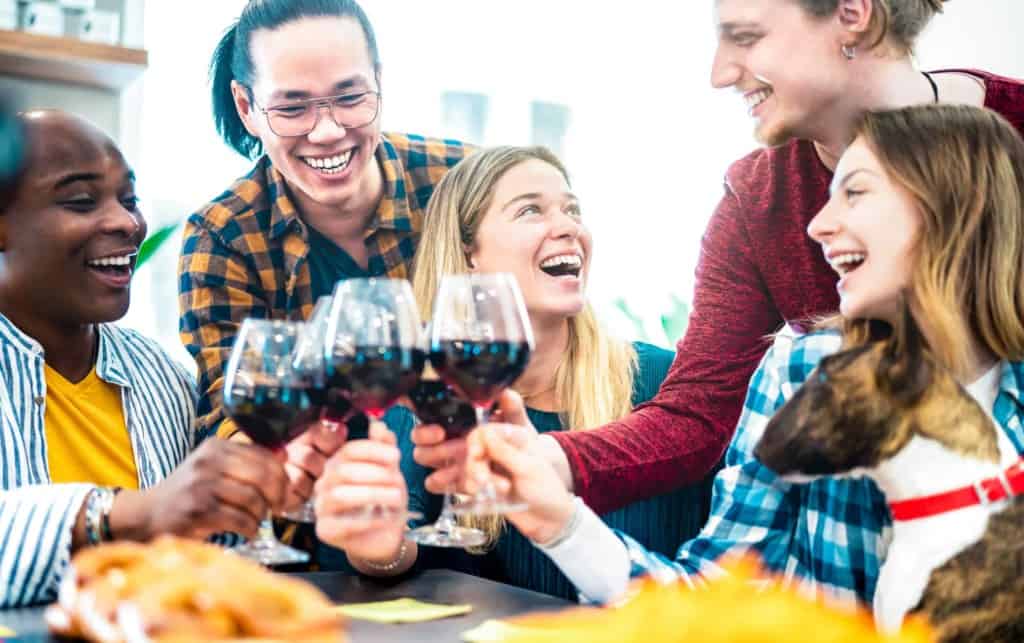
210, 0, 381, 160
0, 102, 25, 211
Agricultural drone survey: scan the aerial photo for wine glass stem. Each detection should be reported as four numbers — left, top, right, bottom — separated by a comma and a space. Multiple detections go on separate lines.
257, 512, 277, 543
472, 404, 501, 502
436, 457, 460, 534
475, 405, 490, 425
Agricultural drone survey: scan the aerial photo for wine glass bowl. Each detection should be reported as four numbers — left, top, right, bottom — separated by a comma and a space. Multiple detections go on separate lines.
222, 318, 314, 565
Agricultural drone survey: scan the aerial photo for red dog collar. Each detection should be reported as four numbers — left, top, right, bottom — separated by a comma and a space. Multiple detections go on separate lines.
888, 458, 1024, 521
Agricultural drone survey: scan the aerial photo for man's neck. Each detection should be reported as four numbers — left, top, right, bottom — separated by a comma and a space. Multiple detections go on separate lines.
0, 296, 95, 382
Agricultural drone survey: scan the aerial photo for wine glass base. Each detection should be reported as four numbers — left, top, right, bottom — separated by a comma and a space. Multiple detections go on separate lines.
336, 507, 424, 523
405, 524, 488, 548
280, 500, 316, 523
232, 539, 310, 566
449, 497, 528, 516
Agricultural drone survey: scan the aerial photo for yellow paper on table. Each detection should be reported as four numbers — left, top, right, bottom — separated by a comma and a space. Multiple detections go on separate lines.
334, 597, 472, 623
461, 619, 561, 642
0, 625, 15, 637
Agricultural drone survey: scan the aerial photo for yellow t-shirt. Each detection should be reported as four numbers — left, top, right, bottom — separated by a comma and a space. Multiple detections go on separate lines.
44, 364, 139, 489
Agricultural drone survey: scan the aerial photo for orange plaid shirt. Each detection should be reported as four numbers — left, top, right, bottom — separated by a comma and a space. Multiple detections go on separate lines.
178, 132, 473, 438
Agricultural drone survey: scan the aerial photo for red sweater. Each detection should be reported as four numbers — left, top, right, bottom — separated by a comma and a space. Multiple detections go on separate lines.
553, 69, 1024, 514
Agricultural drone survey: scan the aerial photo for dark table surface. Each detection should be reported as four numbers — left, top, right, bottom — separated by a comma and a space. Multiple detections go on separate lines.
0, 569, 571, 642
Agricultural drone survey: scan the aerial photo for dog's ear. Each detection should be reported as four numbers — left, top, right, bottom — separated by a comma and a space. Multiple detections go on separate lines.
880, 297, 932, 405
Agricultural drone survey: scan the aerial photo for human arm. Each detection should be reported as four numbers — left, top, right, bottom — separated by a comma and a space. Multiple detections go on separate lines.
543, 186, 785, 512
468, 338, 805, 604
177, 218, 269, 441
0, 438, 287, 608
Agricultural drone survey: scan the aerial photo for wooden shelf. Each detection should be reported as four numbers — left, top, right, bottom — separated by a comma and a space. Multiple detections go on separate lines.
0, 29, 147, 91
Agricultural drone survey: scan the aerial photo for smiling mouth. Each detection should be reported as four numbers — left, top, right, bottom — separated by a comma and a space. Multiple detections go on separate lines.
745, 88, 773, 115
301, 149, 355, 174
829, 252, 866, 276
86, 253, 136, 278
539, 254, 582, 278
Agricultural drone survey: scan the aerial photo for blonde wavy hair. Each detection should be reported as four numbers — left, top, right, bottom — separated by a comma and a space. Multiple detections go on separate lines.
830, 105, 1024, 375
411, 146, 637, 547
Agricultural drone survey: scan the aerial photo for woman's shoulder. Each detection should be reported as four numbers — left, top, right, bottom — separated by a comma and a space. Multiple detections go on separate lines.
756, 329, 843, 384
630, 341, 675, 404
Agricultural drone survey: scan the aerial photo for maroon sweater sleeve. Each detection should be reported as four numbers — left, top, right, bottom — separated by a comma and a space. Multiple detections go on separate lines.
549, 179, 784, 514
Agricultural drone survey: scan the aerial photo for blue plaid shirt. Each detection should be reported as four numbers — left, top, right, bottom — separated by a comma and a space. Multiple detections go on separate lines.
618, 330, 1024, 608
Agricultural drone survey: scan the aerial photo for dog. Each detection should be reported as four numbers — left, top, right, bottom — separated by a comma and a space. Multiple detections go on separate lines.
753, 310, 1024, 643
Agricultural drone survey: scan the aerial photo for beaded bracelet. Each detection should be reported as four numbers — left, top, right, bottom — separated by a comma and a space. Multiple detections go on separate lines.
83, 487, 120, 546
360, 540, 408, 573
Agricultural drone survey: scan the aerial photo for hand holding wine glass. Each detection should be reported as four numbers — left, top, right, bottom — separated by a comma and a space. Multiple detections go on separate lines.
322, 278, 425, 522
222, 318, 318, 565
429, 272, 534, 515
463, 390, 576, 545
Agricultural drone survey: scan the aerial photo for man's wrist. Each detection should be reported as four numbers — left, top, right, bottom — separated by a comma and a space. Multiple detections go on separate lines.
107, 489, 152, 542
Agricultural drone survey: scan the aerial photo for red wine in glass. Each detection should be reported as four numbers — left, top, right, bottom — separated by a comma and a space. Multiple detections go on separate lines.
329, 345, 426, 419
429, 340, 531, 411
225, 384, 316, 450
408, 380, 477, 438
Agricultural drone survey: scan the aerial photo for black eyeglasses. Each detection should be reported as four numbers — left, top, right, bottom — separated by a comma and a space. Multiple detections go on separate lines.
254, 91, 381, 138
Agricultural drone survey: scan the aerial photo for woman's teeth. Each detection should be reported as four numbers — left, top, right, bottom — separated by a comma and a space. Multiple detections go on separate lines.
746, 89, 772, 114
540, 254, 582, 277
302, 149, 354, 173
829, 252, 866, 276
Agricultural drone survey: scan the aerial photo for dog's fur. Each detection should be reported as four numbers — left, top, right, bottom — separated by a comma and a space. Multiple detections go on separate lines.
754, 310, 1024, 643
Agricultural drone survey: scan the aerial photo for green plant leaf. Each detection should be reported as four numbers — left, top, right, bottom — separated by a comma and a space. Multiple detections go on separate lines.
613, 297, 649, 342
660, 293, 690, 343
135, 223, 180, 269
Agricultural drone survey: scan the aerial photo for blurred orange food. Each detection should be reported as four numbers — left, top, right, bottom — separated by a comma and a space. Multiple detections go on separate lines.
502, 557, 935, 643
45, 536, 345, 643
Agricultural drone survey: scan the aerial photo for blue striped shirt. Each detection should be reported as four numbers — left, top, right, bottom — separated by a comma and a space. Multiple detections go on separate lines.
619, 330, 1024, 608
0, 314, 197, 607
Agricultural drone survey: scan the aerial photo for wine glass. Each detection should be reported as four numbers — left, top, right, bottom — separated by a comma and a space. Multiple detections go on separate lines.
404, 324, 487, 547
222, 318, 316, 565
280, 297, 340, 523
429, 273, 534, 515
324, 278, 425, 521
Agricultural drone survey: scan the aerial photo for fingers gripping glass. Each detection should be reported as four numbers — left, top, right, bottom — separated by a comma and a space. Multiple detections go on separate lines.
404, 327, 487, 548
255, 91, 381, 138
222, 319, 316, 565
280, 297, 346, 523
429, 273, 534, 516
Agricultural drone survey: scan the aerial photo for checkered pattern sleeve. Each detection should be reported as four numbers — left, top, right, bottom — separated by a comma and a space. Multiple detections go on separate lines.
178, 216, 270, 440
615, 332, 873, 603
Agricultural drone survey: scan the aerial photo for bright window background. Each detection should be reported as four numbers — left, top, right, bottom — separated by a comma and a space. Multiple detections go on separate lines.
128, 1, 1024, 366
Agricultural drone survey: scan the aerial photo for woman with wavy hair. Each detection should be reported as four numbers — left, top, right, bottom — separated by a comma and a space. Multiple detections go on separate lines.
314, 146, 716, 599
465, 104, 1024, 609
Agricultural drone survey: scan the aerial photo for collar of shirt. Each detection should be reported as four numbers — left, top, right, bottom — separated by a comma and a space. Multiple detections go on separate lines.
263, 134, 413, 242
0, 314, 131, 389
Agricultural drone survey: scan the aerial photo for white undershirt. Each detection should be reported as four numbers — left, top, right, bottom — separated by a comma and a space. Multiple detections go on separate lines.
964, 362, 1017, 466
541, 362, 1010, 605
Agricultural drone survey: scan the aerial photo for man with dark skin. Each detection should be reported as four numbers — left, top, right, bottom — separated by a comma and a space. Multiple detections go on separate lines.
0, 110, 289, 607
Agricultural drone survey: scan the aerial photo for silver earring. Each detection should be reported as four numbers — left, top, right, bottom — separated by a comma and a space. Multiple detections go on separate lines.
841, 44, 856, 60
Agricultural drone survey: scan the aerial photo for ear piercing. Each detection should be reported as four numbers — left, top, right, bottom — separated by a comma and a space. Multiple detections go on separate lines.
841, 44, 856, 60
